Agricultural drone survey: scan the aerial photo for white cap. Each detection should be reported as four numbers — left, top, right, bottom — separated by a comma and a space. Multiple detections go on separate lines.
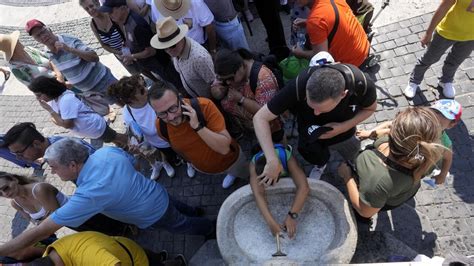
309, 51, 335, 67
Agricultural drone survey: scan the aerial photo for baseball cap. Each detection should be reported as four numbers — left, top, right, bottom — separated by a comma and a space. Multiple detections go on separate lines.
25, 19, 45, 35
431, 99, 462, 121
309, 51, 335, 67
99, 0, 127, 13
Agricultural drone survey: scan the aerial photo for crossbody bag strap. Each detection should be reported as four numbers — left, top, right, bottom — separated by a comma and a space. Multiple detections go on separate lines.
328, 0, 340, 48
126, 105, 137, 122
115, 239, 134, 266
371, 148, 413, 176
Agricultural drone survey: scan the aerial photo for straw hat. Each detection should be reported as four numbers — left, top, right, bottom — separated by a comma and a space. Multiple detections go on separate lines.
150, 17, 188, 49
0, 31, 20, 62
154, 0, 190, 19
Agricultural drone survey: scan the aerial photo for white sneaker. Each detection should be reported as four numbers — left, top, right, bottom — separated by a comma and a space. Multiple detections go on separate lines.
150, 161, 163, 180
439, 82, 455, 98
309, 164, 327, 180
403, 82, 419, 98
222, 174, 237, 189
187, 163, 196, 178
163, 161, 175, 178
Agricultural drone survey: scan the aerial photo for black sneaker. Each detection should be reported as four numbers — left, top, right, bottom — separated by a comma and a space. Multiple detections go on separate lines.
174, 254, 187, 266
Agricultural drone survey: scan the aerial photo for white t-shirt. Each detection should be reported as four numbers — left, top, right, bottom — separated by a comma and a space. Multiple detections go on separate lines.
146, 0, 214, 44
123, 103, 170, 148
49, 90, 107, 139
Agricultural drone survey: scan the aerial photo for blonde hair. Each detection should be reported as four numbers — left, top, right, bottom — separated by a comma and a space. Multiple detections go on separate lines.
389, 107, 445, 182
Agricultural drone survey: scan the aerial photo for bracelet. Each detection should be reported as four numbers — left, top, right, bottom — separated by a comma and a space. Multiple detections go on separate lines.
237, 96, 245, 106
193, 123, 205, 132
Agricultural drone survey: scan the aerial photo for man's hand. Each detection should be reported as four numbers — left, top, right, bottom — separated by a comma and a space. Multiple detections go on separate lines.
420, 32, 433, 48
337, 162, 353, 183
292, 18, 307, 31
54, 41, 70, 52
356, 129, 374, 140
283, 216, 297, 239
121, 54, 136, 65
319, 122, 345, 139
257, 159, 282, 186
181, 102, 200, 129
291, 46, 306, 58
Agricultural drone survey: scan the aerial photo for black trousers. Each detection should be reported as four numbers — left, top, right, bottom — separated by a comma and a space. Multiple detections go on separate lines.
254, 0, 290, 61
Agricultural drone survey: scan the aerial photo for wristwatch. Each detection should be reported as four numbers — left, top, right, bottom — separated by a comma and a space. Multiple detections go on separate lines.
193, 122, 205, 132
288, 211, 298, 219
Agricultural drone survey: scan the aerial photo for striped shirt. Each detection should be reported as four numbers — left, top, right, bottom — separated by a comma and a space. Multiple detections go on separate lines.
48, 35, 109, 92
93, 19, 124, 51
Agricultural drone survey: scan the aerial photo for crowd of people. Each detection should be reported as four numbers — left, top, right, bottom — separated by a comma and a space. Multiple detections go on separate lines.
0, 0, 472, 264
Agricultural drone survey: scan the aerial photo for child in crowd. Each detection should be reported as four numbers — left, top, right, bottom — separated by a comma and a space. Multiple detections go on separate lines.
107, 75, 179, 180
357, 99, 462, 185
29, 76, 128, 147
249, 144, 309, 239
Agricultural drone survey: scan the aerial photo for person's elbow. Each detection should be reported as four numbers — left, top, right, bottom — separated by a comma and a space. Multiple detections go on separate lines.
253, 105, 274, 125
62, 120, 75, 129
88, 52, 100, 62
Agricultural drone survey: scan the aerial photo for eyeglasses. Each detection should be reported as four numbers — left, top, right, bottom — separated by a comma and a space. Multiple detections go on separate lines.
10, 140, 33, 156
156, 98, 180, 119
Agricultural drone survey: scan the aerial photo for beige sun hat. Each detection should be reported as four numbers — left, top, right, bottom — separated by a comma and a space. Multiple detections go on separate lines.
0, 31, 20, 62
150, 16, 189, 49
154, 0, 190, 19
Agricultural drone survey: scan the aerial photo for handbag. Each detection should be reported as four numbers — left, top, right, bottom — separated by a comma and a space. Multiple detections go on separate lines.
80, 91, 110, 116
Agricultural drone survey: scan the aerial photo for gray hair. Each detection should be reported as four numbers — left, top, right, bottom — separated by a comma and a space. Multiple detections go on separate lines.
306, 67, 345, 103
44, 138, 89, 166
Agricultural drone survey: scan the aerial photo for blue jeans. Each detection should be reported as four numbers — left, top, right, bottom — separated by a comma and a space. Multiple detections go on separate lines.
214, 17, 249, 50
150, 197, 213, 236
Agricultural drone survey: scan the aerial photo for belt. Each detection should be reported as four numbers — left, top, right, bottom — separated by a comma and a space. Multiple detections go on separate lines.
215, 15, 238, 23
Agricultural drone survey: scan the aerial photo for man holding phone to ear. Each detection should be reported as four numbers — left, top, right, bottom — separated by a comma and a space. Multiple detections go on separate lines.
253, 53, 377, 182
149, 82, 248, 189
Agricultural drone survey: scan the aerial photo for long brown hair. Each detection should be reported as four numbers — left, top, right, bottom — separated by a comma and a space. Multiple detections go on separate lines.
0, 171, 35, 185
389, 107, 446, 182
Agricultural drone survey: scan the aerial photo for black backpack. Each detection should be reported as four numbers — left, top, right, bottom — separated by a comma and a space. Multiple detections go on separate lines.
249, 54, 285, 94
295, 62, 369, 101
158, 98, 206, 141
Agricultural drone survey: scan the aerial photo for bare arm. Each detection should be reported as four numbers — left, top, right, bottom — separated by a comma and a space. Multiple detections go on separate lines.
434, 149, 452, 184
249, 163, 281, 236
90, 20, 122, 55
421, 0, 456, 46
56, 42, 99, 62
37, 99, 75, 129
49, 61, 65, 83
182, 102, 232, 155
356, 120, 392, 140
253, 105, 282, 184
292, 41, 328, 60
338, 163, 380, 218
320, 101, 377, 140
205, 24, 217, 54
0, 217, 62, 256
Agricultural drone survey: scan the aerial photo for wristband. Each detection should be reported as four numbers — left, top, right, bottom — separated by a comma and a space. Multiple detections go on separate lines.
193, 123, 204, 132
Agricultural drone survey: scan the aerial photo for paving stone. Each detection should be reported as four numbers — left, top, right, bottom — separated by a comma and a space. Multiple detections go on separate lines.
437, 236, 468, 254
396, 28, 411, 38
394, 46, 408, 56
383, 40, 396, 49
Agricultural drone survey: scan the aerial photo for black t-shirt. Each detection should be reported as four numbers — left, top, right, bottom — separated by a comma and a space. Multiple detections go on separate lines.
267, 66, 376, 145
123, 11, 171, 67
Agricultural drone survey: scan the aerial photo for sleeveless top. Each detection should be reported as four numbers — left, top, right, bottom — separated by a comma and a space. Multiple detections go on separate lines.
92, 19, 124, 51
13, 183, 69, 221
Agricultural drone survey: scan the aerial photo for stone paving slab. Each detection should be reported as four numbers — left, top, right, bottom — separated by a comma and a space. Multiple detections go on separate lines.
0, 9, 473, 263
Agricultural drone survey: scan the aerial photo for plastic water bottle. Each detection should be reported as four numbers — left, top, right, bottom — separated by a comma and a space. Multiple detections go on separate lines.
296, 30, 306, 48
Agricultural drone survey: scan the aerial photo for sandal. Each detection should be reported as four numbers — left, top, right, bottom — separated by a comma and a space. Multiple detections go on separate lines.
4, 70, 10, 81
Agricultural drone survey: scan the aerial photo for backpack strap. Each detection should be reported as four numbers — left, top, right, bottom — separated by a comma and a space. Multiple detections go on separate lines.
190, 98, 206, 127
158, 119, 169, 142
295, 67, 319, 102
367, 146, 414, 176
126, 105, 137, 122
328, 0, 340, 48
324, 63, 368, 96
249, 61, 263, 94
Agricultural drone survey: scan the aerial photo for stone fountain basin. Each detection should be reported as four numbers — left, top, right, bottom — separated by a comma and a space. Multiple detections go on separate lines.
217, 179, 357, 265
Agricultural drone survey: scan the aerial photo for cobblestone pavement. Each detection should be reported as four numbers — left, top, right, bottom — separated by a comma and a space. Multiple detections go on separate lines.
0, 7, 473, 263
